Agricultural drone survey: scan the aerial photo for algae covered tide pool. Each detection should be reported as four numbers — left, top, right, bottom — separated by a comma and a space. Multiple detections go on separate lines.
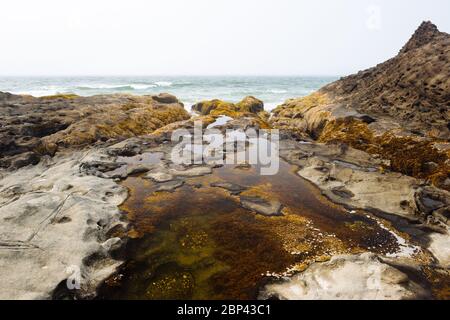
98, 158, 432, 300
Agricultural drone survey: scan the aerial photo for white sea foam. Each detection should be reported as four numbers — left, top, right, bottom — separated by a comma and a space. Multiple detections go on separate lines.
267, 89, 288, 94
77, 83, 127, 89
155, 81, 173, 87
206, 115, 233, 129
11, 90, 57, 97
373, 219, 420, 258
264, 102, 282, 111
11, 85, 70, 97
75, 83, 160, 90
1, 76, 336, 107
130, 84, 157, 90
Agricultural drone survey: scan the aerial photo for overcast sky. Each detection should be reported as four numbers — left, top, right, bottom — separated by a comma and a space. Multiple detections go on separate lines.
0, 0, 448, 76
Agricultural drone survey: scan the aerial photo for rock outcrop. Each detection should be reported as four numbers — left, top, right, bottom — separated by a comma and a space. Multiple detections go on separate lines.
321, 21, 449, 138
191, 96, 269, 127
271, 21, 450, 190
0, 93, 189, 170
0, 151, 128, 299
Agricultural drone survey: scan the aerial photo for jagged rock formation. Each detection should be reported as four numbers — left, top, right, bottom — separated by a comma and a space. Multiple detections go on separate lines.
322, 21, 449, 137
0, 93, 189, 169
400, 21, 444, 54
271, 21, 450, 190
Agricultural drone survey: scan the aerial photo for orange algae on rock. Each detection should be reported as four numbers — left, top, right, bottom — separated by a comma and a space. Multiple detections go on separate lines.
41, 100, 189, 149
270, 92, 331, 138
272, 92, 330, 116
40, 93, 79, 100
318, 118, 450, 190
191, 96, 270, 129
318, 118, 378, 152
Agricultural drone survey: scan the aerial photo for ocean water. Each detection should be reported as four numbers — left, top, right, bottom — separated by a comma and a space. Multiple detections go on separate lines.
0, 76, 337, 111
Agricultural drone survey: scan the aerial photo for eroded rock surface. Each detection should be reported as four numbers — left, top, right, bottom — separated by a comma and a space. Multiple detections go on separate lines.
240, 196, 283, 216
2, 97, 448, 299
191, 96, 270, 128
0, 93, 189, 170
0, 151, 128, 299
279, 137, 450, 266
0, 92, 191, 299
272, 21, 449, 139
260, 253, 429, 300
271, 21, 450, 191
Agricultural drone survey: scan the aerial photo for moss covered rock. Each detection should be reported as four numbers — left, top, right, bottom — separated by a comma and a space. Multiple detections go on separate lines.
192, 96, 264, 118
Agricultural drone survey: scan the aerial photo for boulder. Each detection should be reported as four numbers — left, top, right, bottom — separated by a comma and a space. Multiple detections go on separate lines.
210, 182, 247, 195
240, 196, 283, 216
151, 93, 179, 104
236, 96, 264, 113
192, 96, 265, 118
145, 171, 174, 183
156, 180, 184, 192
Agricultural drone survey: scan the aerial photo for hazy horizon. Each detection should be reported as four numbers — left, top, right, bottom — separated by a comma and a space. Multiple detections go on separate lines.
1, 0, 449, 76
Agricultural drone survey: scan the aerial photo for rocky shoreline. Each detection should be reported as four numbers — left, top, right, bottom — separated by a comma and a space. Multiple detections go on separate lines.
0, 21, 449, 299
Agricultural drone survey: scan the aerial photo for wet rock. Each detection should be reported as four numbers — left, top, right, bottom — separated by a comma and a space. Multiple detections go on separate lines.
80, 161, 124, 176
169, 166, 212, 177
126, 165, 150, 175
281, 137, 450, 268
428, 233, 450, 267
191, 96, 267, 123
423, 161, 439, 172
260, 253, 429, 300
331, 186, 355, 199
101, 237, 123, 253
151, 93, 179, 104
0, 91, 18, 101
9, 151, 41, 169
357, 114, 376, 124
210, 182, 247, 195
234, 163, 252, 170
432, 207, 450, 225
145, 171, 174, 183
415, 187, 448, 215
240, 196, 283, 216
294, 149, 420, 221
156, 180, 184, 192
107, 141, 142, 157
235, 96, 264, 113
192, 99, 235, 115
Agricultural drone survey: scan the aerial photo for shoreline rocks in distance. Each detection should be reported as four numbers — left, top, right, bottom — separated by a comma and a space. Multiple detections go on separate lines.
0, 92, 189, 170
